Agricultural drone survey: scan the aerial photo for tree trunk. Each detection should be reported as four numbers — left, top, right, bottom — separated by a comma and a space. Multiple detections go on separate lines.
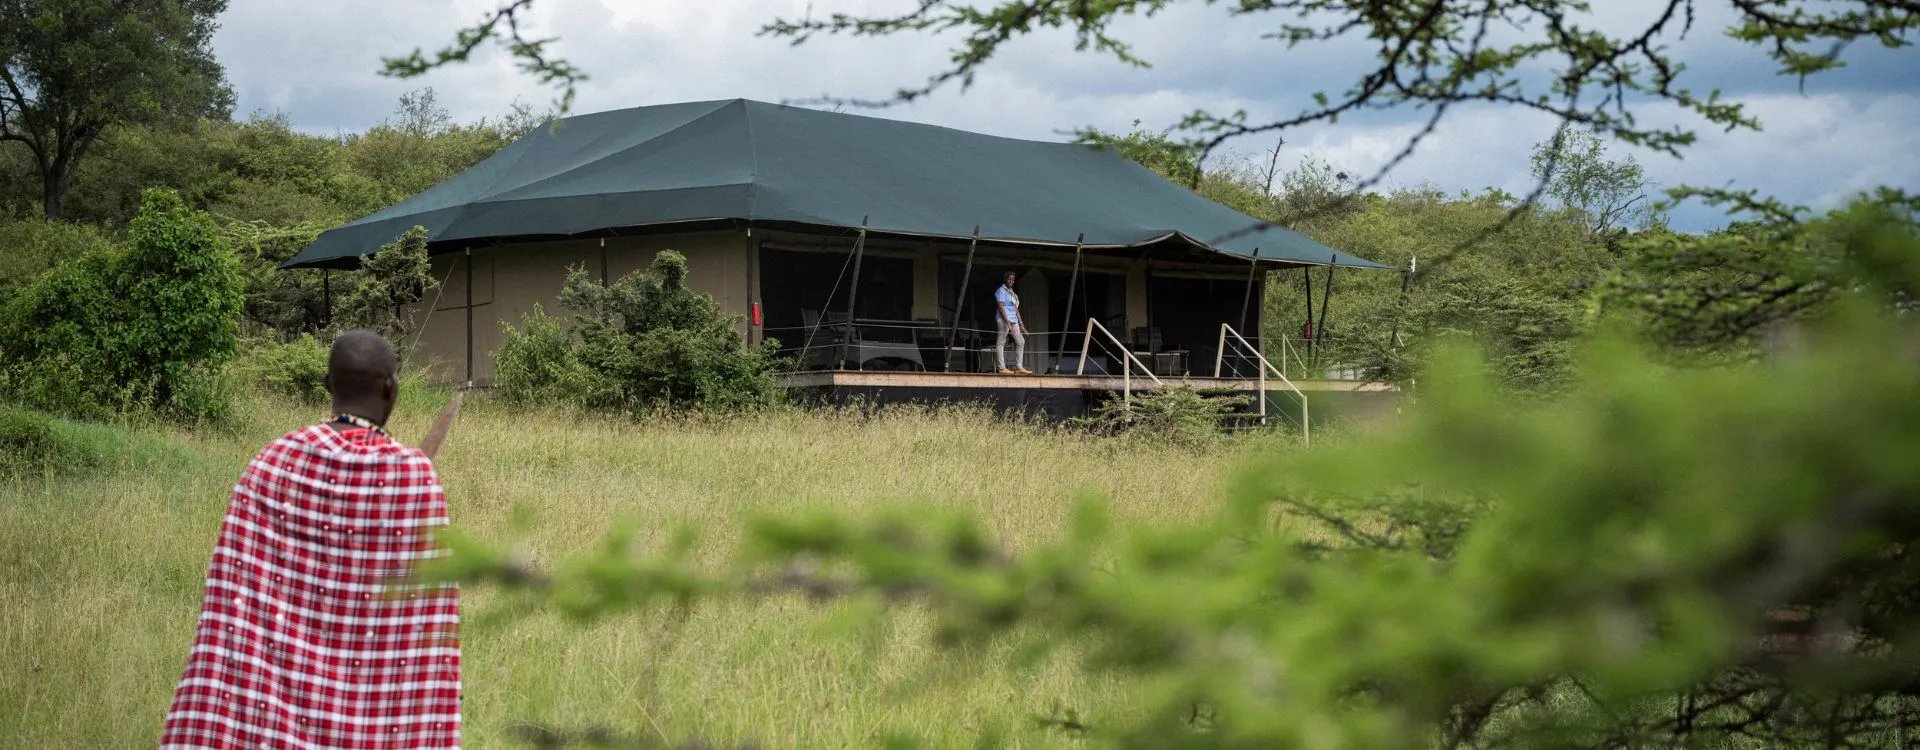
41, 153, 74, 220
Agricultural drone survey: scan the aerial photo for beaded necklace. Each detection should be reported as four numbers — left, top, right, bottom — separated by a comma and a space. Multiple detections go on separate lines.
331, 412, 385, 435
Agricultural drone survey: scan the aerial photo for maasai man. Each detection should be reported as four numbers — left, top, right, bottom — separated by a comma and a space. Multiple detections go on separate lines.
161, 330, 461, 749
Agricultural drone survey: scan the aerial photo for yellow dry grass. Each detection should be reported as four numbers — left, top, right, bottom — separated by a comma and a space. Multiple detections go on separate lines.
1, 394, 1282, 748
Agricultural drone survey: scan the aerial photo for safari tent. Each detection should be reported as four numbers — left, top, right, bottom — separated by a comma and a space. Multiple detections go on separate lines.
285, 99, 1391, 419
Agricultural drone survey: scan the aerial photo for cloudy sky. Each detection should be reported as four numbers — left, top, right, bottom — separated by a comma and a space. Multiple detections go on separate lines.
212, 0, 1919, 231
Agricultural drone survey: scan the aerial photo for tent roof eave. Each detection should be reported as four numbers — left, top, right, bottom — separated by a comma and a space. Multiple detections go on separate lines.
285, 219, 1391, 271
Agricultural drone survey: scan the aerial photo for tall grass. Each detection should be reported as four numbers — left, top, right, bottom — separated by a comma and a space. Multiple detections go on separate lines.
1, 393, 1290, 748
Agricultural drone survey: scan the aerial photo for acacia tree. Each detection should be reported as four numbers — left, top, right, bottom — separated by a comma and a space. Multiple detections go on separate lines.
339, 226, 438, 348
1531, 129, 1659, 240
0, 0, 232, 219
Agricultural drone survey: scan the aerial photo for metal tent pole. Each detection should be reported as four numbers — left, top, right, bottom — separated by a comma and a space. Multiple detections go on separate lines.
464, 248, 474, 383
599, 237, 609, 286
946, 227, 979, 372
321, 268, 332, 329
837, 218, 870, 370
1314, 254, 1336, 366
1058, 234, 1084, 373
1238, 248, 1261, 332
1387, 255, 1416, 351
1301, 265, 1314, 360
1237, 247, 1261, 376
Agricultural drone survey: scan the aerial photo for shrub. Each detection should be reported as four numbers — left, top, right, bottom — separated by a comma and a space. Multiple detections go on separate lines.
0, 218, 118, 304
338, 226, 437, 347
1078, 386, 1250, 449
494, 305, 584, 406
494, 250, 781, 414
0, 404, 188, 478
0, 405, 102, 476
0, 189, 243, 421
235, 334, 331, 403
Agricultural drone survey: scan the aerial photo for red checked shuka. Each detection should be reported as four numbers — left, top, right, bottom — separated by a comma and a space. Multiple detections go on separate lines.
161, 425, 461, 749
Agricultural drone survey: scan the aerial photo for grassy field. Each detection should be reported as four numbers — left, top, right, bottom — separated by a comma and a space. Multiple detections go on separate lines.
1, 393, 1297, 748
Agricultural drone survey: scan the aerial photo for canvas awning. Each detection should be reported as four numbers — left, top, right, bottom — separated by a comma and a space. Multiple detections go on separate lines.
284, 99, 1388, 270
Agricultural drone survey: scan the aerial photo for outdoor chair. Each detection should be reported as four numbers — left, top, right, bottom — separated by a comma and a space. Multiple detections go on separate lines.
798, 308, 925, 371
1130, 327, 1188, 377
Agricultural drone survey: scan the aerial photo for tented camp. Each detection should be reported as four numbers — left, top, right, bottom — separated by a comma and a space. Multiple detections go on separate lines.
286, 99, 1393, 423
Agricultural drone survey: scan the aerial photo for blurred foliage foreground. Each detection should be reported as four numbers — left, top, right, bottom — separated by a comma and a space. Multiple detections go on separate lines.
427, 204, 1920, 748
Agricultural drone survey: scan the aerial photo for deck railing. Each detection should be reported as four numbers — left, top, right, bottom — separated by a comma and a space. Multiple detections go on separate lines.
1215, 324, 1310, 446
1075, 317, 1161, 404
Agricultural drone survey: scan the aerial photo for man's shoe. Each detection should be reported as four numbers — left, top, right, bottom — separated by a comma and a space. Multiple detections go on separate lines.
1015, 368, 1033, 375
997, 368, 1017, 374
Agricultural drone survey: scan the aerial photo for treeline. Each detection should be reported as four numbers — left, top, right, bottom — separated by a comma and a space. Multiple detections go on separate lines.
1093, 124, 1835, 393
0, 90, 536, 421
0, 89, 535, 332
0, 89, 788, 423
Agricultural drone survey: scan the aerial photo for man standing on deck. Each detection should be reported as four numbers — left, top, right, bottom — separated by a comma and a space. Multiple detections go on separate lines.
160, 330, 461, 749
995, 270, 1031, 375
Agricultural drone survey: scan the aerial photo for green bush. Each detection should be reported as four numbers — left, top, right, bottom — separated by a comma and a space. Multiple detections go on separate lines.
494, 304, 583, 406
235, 334, 330, 403
0, 406, 81, 475
0, 405, 121, 475
0, 218, 118, 305
1078, 387, 1250, 450
494, 250, 781, 414
0, 190, 243, 422
0, 404, 188, 478
338, 226, 437, 347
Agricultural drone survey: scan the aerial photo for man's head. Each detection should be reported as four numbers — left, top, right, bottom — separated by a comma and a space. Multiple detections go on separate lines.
1003, 271, 1017, 288
325, 329, 399, 425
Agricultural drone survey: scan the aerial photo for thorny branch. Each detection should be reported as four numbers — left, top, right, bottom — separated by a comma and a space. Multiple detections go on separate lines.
760, 0, 1919, 263
381, 0, 588, 113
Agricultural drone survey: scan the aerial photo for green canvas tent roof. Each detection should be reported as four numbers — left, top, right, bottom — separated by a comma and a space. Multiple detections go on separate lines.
284, 99, 1387, 270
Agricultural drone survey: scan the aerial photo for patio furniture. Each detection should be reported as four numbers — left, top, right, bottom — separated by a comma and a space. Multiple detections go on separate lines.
799, 309, 927, 371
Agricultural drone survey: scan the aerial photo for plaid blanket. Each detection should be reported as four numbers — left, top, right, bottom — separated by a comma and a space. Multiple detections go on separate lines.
162, 425, 461, 749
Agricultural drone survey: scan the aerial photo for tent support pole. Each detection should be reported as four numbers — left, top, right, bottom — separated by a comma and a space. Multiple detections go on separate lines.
1238, 246, 1261, 343
322, 269, 332, 329
1314, 254, 1336, 364
1059, 234, 1084, 373
1301, 266, 1313, 359
1387, 255, 1416, 351
946, 227, 979, 372
838, 218, 869, 370
599, 237, 609, 286
464, 248, 474, 384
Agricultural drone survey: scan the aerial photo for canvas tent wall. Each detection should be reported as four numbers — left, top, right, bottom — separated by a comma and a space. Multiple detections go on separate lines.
408, 231, 751, 383
402, 227, 1273, 383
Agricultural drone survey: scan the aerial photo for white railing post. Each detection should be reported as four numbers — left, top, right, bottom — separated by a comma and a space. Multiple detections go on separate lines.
1214, 324, 1228, 378
1077, 318, 1094, 376
1258, 351, 1268, 426
1081, 317, 1161, 405
1220, 323, 1309, 446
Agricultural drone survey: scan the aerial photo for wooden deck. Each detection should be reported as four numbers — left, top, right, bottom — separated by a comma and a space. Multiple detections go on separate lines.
775, 370, 1396, 392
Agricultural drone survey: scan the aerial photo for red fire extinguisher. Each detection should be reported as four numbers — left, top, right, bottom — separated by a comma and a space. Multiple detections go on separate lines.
1301, 319, 1314, 341
751, 302, 763, 327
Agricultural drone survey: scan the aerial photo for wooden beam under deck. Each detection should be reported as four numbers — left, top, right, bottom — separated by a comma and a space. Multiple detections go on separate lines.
775, 370, 1396, 392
